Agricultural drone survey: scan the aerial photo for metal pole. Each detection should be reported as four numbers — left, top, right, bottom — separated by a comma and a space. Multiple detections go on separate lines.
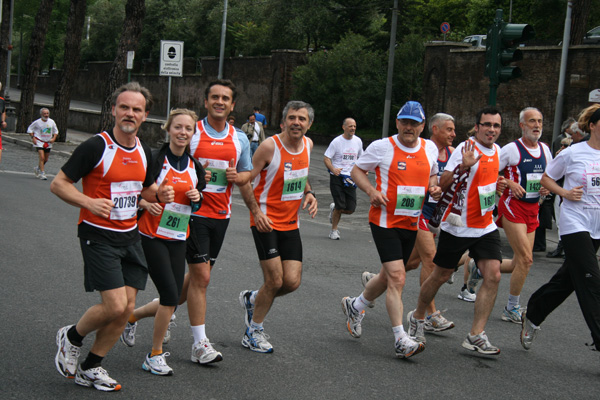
552, 1, 572, 146
382, 0, 398, 138
5, 0, 14, 101
166, 76, 172, 142
218, 0, 228, 79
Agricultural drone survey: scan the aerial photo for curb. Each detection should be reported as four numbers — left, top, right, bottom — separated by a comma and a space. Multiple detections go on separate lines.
2, 133, 79, 158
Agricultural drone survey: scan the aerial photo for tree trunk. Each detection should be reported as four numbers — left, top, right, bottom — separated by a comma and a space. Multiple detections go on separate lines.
570, 0, 591, 45
53, 0, 87, 142
16, 0, 55, 133
0, 0, 12, 99
99, 0, 146, 133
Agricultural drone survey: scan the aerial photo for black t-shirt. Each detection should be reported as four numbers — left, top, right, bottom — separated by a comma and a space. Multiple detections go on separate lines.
61, 130, 154, 246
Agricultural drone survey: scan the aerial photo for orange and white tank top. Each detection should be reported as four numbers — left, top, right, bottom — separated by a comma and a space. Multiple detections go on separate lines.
250, 134, 311, 231
370, 137, 432, 230
189, 119, 241, 219
79, 131, 147, 232
138, 157, 198, 240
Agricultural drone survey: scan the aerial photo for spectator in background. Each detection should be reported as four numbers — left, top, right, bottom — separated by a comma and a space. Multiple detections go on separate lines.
254, 106, 267, 129
241, 113, 266, 158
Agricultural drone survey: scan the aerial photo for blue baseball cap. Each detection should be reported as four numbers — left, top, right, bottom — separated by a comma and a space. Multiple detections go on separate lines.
397, 101, 425, 123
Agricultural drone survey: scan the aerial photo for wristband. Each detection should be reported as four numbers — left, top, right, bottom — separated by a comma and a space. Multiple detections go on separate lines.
305, 190, 316, 198
155, 192, 161, 203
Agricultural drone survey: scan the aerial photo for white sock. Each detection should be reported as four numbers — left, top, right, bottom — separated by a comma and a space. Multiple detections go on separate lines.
191, 324, 206, 343
392, 325, 407, 342
249, 319, 263, 334
507, 294, 520, 310
250, 290, 258, 305
353, 293, 372, 313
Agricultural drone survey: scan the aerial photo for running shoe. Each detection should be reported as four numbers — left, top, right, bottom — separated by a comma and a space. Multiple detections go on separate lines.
120, 321, 137, 347
239, 290, 254, 328
360, 271, 376, 308
520, 311, 540, 350
142, 352, 173, 376
191, 338, 223, 364
501, 305, 523, 324
329, 229, 340, 240
458, 287, 476, 302
163, 314, 176, 345
34, 166, 40, 178
424, 310, 455, 332
75, 365, 122, 391
466, 259, 482, 293
461, 331, 500, 355
241, 327, 273, 353
328, 202, 335, 223
407, 310, 426, 344
446, 268, 458, 284
395, 335, 425, 359
341, 297, 364, 338
55, 325, 81, 378
40, 172, 48, 180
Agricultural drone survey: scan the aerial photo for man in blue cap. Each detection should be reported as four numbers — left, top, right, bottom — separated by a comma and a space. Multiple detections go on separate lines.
340, 101, 441, 359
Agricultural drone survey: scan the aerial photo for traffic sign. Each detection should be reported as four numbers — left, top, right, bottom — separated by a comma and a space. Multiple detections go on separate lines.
440, 22, 450, 34
160, 40, 184, 77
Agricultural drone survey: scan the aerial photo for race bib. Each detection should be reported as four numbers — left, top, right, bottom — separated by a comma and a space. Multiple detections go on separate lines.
110, 181, 142, 220
202, 159, 229, 193
157, 202, 191, 240
586, 163, 600, 196
282, 168, 308, 201
525, 173, 542, 199
395, 186, 425, 216
478, 182, 496, 215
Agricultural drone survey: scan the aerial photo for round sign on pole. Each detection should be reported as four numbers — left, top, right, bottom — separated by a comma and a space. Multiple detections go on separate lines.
440, 22, 451, 34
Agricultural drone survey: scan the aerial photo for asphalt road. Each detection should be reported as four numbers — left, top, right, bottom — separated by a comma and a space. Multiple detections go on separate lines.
1, 140, 598, 400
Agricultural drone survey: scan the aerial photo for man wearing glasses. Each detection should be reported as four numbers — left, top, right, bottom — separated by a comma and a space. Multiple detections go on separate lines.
408, 107, 506, 355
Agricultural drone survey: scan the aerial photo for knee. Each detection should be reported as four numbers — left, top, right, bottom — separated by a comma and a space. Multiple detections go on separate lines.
484, 269, 502, 285
189, 266, 211, 288
386, 271, 406, 288
282, 278, 301, 293
264, 275, 284, 292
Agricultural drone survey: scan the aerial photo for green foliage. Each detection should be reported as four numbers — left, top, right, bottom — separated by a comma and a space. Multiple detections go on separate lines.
293, 33, 386, 132
79, 0, 126, 65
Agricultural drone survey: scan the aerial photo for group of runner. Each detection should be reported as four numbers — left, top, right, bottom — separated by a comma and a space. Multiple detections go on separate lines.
50, 79, 600, 391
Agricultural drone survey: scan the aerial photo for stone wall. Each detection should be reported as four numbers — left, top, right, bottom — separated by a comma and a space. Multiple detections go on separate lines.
423, 43, 600, 145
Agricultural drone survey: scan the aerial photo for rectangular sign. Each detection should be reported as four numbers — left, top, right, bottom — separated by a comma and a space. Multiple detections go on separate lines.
160, 40, 184, 77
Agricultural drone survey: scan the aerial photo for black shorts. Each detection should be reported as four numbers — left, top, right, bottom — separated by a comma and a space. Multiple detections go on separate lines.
141, 236, 186, 307
330, 174, 357, 212
35, 146, 51, 153
369, 222, 417, 264
251, 227, 302, 261
433, 229, 502, 269
186, 216, 230, 265
80, 238, 148, 292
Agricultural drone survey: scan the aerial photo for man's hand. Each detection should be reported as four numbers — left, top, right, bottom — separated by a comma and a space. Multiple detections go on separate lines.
226, 158, 238, 182
202, 161, 211, 183
302, 193, 318, 218
368, 190, 389, 208
88, 198, 114, 219
428, 185, 442, 201
460, 140, 483, 170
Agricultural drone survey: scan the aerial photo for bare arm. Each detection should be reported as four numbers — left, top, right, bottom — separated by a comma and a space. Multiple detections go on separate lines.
239, 181, 273, 232
351, 164, 388, 207
541, 172, 583, 201
50, 170, 114, 219
324, 156, 341, 176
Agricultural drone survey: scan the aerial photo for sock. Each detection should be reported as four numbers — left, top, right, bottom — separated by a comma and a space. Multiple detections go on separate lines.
151, 348, 163, 357
128, 314, 138, 324
80, 352, 103, 370
507, 294, 520, 310
249, 319, 263, 334
392, 325, 407, 342
353, 293, 371, 313
67, 325, 84, 347
191, 324, 207, 343
249, 290, 258, 305
461, 284, 468, 291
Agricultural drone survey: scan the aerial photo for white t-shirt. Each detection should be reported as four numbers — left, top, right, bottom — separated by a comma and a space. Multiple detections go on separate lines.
499, 138, 552, 171
441, 139, 501, 238
545, 141, 600, 238
324, 134, 364, 175
27, 118, 59, 149
356, 136, 439, 175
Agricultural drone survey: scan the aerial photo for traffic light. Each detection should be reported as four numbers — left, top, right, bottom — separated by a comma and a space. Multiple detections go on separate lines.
485, 9, 535, 105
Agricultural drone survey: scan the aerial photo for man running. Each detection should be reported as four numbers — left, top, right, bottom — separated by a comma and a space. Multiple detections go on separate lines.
51, 82, 174, 391
239, 100, 318, 353
28, 108, 59, 180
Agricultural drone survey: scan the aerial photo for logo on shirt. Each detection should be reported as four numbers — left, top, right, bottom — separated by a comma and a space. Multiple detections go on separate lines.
284, 162, 292, 171
122, 157, 138, 165
406, 155, 415, 159
211, 141, 224, 146
523, 158, 532, 162
397, 161, 406, 170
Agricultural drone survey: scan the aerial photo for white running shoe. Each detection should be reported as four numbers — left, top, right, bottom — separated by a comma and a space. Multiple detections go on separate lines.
328, 202, 335, 223
163, 314, 176, 344
34, 166, 40, 178
462, 331, 500, 355
75, 365, 122, 391
142, 352, 173, 376
191, 338, 223, 364
458, 287, 476, 302
424, 310, 455, 332
55, 325, 81, 378
239, 290, 255, 328
407, 310, 426, 344
120, 321, 137, 347
341, 297, 364, 338
242, 327, 274, 353
40, 172, 48, 180
395, 335, 425, 359
329, 229, 340, 240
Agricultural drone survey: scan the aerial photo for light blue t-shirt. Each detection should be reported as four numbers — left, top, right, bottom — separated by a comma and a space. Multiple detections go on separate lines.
202, 117, 252, 172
